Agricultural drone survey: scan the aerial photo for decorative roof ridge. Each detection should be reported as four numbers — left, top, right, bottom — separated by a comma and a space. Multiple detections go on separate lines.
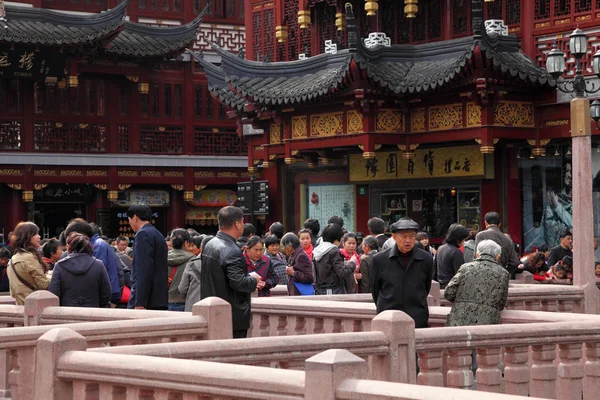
356, 36, 474, 62
5, 0, 128, 26
187, 49, 225, 82
122, 2, 208, 38
208, 40, 352, 79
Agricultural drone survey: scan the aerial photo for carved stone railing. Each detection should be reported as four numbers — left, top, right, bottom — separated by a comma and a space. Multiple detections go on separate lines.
35, 332, 538, 400
0, 293, 232, 400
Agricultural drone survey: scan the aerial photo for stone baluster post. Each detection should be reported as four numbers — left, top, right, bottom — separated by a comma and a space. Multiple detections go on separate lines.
24, 290, 59, 326
370, 310, 416, 384
304, 349, 367, 400
192, 297, 232, 340
446, 349, 474, 389
417, 351, 444, 387
530, 344, 557, 399
584, 342, 600, 400
476, 348, 502, 393
33, 328, 87, 400
504, 346, 530, 396
557, 343, 584, 399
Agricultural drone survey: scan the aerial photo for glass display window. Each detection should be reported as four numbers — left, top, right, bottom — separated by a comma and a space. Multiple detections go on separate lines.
380, 193, 407, 230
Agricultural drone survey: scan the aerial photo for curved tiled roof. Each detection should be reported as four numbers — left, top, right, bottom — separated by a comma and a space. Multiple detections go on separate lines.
0, 1, 128, 45
107, 5, 208, 57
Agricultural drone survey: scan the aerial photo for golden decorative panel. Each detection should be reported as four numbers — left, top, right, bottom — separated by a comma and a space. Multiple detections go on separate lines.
118, 184, 132, 190
347, 110, 364, 134
170, 184, 184, 191
349, 145, 484, 182
270, 123, 282, 144
545, 119, 569, 127
60, 170, 83, 176
93, 184, 107, 190
195, 171, 215, 178
429, 104, 463, 131
34, 170, 57, 176
164, 171, 184, 178
118, 170, 138, 177
217, 172, 238, 177
141, 171, 162, 177
86, 170, 107, 177
7, 184, 22, 190
494, 101, 534, 127
292, 116, 308, 138
310, 112, 343, 137
0, 169, 22, 175
375, 109, 403, 133
411, 108, 426, 132
466, 103, 481, 127
34, 184, 48, 190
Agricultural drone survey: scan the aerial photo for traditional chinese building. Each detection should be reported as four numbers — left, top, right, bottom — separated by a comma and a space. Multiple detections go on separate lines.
197, 0, 600, 250
0, 0, 251, 238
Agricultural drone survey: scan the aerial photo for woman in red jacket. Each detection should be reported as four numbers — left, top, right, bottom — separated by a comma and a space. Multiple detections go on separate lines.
243, 236, 279, 297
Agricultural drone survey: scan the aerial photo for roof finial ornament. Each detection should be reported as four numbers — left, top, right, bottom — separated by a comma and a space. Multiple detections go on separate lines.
237, 47, 245, 59
345, 2, 357, 51
471, 0, 483, 38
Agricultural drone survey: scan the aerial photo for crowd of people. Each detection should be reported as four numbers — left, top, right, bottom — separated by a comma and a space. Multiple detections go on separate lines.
0, 203, 592, 337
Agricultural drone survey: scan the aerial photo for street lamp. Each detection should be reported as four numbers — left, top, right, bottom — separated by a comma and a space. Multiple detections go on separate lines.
544, 28, 600, 313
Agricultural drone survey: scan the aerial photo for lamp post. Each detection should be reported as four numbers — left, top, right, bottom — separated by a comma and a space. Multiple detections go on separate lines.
545, 29, 600, 313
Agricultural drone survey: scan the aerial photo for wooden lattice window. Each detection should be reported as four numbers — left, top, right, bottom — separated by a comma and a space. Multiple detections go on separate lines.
70, 86, 80, 115
382, 0, 440, 44
575, 0, 592, 12
485, 1, 503, 19
315, 2, 337, 54
193, 130, 247, 155
119, 125, 129, 153
0, 120, 21, 150
140, 92, 149, 118
252, 4, 274, 61
174, 84, 182, 118
45, 85, 55, 114
206, 87, 213, 120
34, 122, 107, 152
97, 83, 104, 117
150, 84, 160, 118
164, 84, 172, 118
279, 0, 299, 61
59, 86, 68, 114
453, 0, 470, 36
140, 125, 183, 154
506, 0, 520, 25
535, 0, 551, 19
194, 85, 203, 119
218, 103, 227, 120
85, 81, 95, 116
120, 86, 129, 117
555, 0, 571, 16
35, 83, 44, 114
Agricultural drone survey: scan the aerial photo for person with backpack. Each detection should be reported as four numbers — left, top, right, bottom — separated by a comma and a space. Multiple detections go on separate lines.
312, 223, 357, 295
167, 228, 194, 311
179, 235, 213, 312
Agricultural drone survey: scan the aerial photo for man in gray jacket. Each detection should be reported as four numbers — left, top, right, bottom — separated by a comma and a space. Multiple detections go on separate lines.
474, 212, 520, 277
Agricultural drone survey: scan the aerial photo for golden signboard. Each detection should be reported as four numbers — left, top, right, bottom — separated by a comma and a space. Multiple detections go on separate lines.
349, 145, 485, 182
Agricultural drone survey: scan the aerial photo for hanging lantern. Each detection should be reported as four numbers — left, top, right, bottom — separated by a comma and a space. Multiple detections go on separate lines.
365, 0, 378, 16
138, 82, 149, 95
298, 10, 311, 29
484, 0, 495, 2
335, 12, 344, 31
404, 0, 418, 18
275, 25, 288, 43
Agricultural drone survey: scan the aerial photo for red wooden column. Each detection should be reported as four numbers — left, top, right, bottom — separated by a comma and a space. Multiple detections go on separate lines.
521, 0, 535, 59
263, 161, 281, 227
130, 72, 143, 154
168, 188, 185, 231
5, 188, 26, 232
443, 0, 453, 41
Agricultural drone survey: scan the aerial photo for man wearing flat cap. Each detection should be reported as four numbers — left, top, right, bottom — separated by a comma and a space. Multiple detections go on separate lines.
371, 217, 433, 328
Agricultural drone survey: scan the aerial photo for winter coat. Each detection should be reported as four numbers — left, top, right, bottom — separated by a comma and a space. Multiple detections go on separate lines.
8, 251, 50, 305
48, 253, 112, 308
445, 254, 510, 327
313, 242, 355, 294
287, 246, 313, 296
266, 252, 288, 285
168, 248, 194, 304
475, 226, 520, 276
178, 255, 202, 312
358, 250, 377, 294
371, 246, 433, 328
91, 234, 122, 302
244, 254, 278, 297
463, 240, 476, 264
200, 232, 257, 332
434, 243, 465, 287
128, 223, 169, 310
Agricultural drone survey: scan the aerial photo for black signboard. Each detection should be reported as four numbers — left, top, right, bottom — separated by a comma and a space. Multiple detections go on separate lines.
34, 184, 92, 202
237, 180, 269, 215
0, 46, 66, 80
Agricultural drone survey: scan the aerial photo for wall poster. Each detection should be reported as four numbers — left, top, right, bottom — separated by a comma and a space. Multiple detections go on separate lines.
307, 184, 355, 234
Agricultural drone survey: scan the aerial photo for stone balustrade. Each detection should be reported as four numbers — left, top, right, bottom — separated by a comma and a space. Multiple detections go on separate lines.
0, 293, 232, 400
33, 330, 540, 400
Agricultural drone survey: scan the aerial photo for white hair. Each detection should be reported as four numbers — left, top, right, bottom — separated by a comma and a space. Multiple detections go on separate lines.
476, 239, 501, 258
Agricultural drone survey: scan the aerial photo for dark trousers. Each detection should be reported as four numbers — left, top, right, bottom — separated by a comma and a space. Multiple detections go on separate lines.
233, 329, 248, 339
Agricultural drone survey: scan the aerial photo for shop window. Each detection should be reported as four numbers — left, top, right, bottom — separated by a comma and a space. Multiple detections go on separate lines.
380, 193, 407, 230
194, 85, 203, 119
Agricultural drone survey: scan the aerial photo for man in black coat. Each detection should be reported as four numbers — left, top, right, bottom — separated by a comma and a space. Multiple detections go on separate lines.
127, 203, 168, 310
474, 211, 520, 276
368, 217, 388, 250
371, 218, 433, 328
201, 206, 262, 338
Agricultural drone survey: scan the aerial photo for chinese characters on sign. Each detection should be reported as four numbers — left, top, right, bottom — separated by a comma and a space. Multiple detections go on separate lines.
0, 46, 66, 79
349, 145, 485, 182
